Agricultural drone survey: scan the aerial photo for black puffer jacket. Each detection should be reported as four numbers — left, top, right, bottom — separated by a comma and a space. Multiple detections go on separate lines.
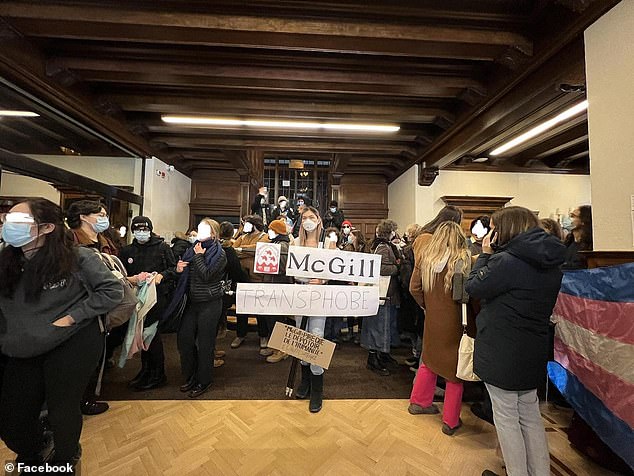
187, 247, 227, 303
465, 228, 565, 391
171, 237, 191, 261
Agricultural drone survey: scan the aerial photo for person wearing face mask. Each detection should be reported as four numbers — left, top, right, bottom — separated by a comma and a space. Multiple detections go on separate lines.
0, 198, 123, 472
231, 215, 270, 350
118, 216, 176, 391
292, 196, 310, 237
468, 216, 490, 256
323, 200, 345, 230
271, 195, 297, 228
170, 231, 191, 261
250, 186, 273, 229
339, 220, 354, 248
260, 218, 294, 363
294, 206, 329, 413
164, 218, 227, 398
65, 199, 118, 255
65, 199, 119, 415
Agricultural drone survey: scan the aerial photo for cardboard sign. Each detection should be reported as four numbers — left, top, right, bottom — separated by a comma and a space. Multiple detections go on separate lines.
268, 322, 336, 369
236, 283, 380, 317
285, 246, 381, 284
253, 242, 282, 274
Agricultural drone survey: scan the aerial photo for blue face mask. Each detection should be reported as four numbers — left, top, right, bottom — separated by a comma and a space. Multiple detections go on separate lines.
1, 222, 37, 248
92, 216, 110, 233
133, 230, 151, 243
330, 207, 337, 213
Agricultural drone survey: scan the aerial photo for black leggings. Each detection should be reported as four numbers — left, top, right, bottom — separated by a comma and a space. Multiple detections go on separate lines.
0, 319, 103, 462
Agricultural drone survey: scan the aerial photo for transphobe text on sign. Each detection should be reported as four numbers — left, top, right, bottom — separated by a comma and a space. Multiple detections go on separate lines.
285, 246, 381, 284
236, 283, 380, 317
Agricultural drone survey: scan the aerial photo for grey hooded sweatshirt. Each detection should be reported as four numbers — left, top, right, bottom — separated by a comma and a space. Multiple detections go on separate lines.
0, 247, 124, 358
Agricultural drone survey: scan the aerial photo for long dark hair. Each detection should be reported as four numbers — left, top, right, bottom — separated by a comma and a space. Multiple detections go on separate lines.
0, 198, 78, 300
65, 199, 104, 229
570, 205, 593, 251
421, 205, 463, 234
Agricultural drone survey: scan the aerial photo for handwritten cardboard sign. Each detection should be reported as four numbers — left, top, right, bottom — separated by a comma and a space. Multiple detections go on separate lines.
236, 283, 380, 317
253, 242, 282, 274
268, 322, 336, 369
285, 246, 381, 284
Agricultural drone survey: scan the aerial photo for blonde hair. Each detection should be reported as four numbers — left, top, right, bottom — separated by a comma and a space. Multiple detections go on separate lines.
420, 222, 470, 293
199, 217, 220, 240
406, 223, 423, 241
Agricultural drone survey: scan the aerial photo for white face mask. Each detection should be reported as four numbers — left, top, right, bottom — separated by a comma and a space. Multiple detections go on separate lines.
390, 231, 396, 239
342, 227, 351, 235
330, 207, 337, 213
188, 235, 197, 244
329, 232, 338, 242
472, 220, 487, 239
268, 230, 278, 240
302, 219, 317, 232
279, 200, 287, 209
197, 222, 212, 241
243, 222, 254, 233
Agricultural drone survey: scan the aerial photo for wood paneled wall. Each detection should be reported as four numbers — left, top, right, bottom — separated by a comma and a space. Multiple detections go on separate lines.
190, 169, 242, 225
339, 174, 388, 239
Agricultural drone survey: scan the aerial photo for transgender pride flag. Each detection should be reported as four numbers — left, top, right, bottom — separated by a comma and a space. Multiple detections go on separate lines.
548, 263, 634, 470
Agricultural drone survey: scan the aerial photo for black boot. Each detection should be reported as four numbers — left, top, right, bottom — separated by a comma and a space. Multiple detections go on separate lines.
136, 367, 167, 391
379, 352, 398, 367
128, 353, 151, 389
367, 351, 390, 376
295, 364, 311, 399
309, 373, 323, 413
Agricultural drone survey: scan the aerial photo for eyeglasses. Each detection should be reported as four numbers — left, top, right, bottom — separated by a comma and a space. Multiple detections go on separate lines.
133, 226, 150, 232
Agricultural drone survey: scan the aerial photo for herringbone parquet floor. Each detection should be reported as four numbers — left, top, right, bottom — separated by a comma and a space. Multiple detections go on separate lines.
0, 400, 616, 476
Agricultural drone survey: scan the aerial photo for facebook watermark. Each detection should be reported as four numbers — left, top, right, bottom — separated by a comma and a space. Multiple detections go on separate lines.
5, 461, 75, 473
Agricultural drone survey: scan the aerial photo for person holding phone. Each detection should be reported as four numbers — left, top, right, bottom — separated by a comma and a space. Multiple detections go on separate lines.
465, 206, 565, 476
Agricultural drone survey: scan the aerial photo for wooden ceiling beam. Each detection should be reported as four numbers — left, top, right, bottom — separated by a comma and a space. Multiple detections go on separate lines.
1, 3, 532, 52
8, 19, 510, 61
48, 57, 485, 93
108, 94, 452, 123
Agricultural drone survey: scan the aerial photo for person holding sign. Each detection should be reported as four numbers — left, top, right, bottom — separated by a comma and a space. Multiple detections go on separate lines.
294, 206, 328, 413
408, 222, 471, 436
362, 219, 401, 376
170, 218, 227, 398
261, 218, 294, 363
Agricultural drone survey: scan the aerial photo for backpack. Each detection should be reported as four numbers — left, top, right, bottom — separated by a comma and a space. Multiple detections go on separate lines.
92, 249, 138, 330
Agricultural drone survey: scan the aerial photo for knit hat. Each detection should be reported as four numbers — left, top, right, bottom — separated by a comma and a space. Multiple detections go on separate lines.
131, 216, 153, 231
342, 220, 352, 227
278, 195, 288, 204
268, 219, 287, 235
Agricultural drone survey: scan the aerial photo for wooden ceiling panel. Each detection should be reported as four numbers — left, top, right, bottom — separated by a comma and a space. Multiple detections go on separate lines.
0, 0, 621, 178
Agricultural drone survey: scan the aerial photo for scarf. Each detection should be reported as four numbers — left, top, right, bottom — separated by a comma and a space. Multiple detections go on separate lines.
162, 239, 223, 320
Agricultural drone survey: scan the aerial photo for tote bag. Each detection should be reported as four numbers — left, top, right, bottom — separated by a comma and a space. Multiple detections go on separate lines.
456, 303, 481, 382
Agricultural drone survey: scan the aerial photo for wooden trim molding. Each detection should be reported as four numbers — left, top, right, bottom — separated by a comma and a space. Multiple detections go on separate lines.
581, 251, 634, 269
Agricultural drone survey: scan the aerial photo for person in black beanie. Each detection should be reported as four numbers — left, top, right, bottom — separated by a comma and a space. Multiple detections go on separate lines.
119, 216, 176, 390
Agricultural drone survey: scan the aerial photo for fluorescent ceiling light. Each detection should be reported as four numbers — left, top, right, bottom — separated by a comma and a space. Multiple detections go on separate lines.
490, 100, 588, 156
161, 115, 399, 133
0, 110, 39, 117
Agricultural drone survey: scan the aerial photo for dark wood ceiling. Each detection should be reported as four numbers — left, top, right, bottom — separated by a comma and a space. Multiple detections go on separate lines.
0, 0, 621, 182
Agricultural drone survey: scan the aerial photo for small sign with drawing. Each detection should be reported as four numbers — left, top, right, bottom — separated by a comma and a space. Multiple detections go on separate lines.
253, 242, 281, 274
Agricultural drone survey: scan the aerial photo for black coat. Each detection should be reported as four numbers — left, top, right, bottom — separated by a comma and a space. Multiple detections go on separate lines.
187, 247, 227, 303
221, 240, 248, 291
323, 209, 345, 229
171, 237, 191, 261
120, 236, 177, 326
465, 228, 565, 391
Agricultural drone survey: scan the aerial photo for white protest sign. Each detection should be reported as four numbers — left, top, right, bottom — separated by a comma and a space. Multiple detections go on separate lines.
268, 322, 336, 369
236, 283, 380, 317
253, 242, 282, 274
285, 246, 381, 284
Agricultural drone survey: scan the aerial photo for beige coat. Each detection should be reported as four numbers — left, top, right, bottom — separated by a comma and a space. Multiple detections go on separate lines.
232, 231, 269, 282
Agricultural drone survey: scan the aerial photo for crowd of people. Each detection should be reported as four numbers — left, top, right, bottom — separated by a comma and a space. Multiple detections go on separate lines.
0, 192, 593, 475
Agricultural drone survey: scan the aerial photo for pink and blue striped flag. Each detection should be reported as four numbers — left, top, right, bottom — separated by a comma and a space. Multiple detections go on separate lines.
548, 263, 634, 469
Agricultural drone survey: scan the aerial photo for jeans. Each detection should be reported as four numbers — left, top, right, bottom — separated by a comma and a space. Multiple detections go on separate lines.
294, 316, 326, 375
485, 383, 550, 476
410, 363, 463, 428
360, 304, 395, 353
0, 319, 103, 462
178, 299, 222, 386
